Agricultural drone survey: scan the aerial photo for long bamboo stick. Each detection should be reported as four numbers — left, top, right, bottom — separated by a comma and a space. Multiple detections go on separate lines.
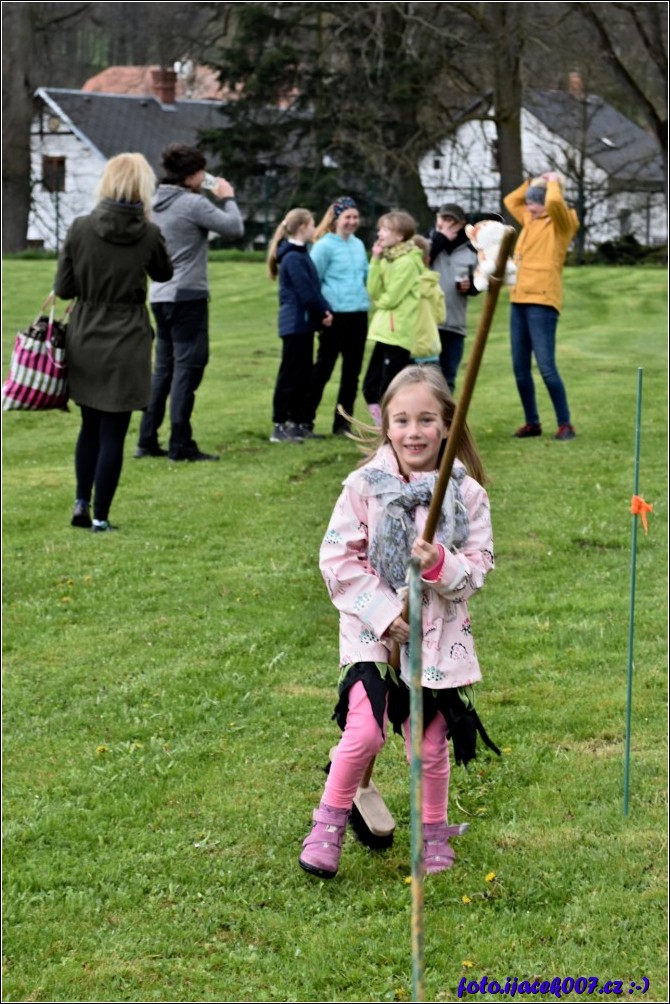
390, 225, 516, 667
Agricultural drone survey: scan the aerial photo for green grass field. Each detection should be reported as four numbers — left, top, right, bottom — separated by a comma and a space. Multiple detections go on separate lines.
2, 260, 667, 1003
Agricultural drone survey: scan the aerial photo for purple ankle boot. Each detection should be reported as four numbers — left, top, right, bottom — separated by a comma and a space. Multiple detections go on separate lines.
424, 822, 469, 874
299, 802, 350, 879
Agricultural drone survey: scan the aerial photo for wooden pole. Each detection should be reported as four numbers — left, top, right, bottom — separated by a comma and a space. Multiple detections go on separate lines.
390, 225, 516, 668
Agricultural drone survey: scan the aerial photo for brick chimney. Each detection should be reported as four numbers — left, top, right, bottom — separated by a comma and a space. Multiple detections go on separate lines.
151, 68, 177, 105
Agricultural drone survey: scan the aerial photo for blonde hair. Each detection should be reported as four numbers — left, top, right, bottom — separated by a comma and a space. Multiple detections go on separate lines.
412, 234, 431, 265
345, 365, 486, 484
314, 204, 338, 241
97, 153, 157, 216
378, 210, 416, 241
267, 208, 314, 279
530, 173, 566, 195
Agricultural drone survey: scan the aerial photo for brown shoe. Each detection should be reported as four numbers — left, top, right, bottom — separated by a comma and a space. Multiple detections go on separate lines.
513, 423, 542, 438
555, 424, 576, 441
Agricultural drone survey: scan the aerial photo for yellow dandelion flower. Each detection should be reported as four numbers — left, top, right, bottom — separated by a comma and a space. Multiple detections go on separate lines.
485, 871, 496, 882
462, 895, 472, 904
502, 746, 513, 753
404, 876, 412, 885
462, 960, 474, 968
96, 745, 108, 754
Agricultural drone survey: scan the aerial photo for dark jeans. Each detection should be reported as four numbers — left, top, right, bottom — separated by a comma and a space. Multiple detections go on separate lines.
304, 312, 368, 432
510, 303, 571, 427
137, 299, 209, 459
362, 342, 412, 405
438, 328, 466, 395
75, 406, 132, 521
272, 332, 315, 424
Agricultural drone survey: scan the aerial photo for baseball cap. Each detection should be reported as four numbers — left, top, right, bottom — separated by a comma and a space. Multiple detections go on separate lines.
437, 203, 466, 222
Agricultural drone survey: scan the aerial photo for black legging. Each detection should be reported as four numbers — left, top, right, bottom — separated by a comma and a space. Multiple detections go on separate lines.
75, 406, 132, 521
362, 342, 412, 405
304, 311, 368, 432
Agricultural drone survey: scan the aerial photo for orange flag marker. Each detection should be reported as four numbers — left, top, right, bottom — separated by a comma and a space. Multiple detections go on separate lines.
630, 495, 653, 534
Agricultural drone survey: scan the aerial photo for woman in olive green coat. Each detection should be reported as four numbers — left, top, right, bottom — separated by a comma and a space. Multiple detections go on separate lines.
54, 153, 173, 531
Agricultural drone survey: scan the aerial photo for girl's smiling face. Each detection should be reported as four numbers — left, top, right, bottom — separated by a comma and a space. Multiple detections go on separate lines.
377, 223, 404, 249
335, 208, 360, 238
386, 383, 447, 476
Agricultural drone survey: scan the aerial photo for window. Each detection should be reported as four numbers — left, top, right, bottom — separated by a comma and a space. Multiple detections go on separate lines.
42, 156, 66, 193
433, 157, 442, 170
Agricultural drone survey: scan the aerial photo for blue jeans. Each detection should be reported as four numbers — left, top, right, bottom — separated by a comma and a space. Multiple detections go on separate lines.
510, 304, 571, 427
438, 328, 465, 394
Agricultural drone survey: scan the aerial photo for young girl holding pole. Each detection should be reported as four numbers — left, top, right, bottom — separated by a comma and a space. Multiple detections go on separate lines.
299, 365, 498, 879
267, 209, 333, 443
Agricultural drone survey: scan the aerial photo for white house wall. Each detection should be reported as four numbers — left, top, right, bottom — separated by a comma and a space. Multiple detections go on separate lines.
29, 113, 104, 251
419, 110, 667, 248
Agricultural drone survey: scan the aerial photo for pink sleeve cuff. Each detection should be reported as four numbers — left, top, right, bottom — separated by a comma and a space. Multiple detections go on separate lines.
422, 543, 446, 581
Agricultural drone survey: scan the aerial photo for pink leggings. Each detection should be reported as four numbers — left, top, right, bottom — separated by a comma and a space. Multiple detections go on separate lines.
323, 681, 450, 824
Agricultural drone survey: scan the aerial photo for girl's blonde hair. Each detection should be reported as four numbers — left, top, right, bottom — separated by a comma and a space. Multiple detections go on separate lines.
314, 204, 338, 241
267, 208, 314, 279
346, 365, 486, 484
378, 210, 417, 241
97, 153, 157, 217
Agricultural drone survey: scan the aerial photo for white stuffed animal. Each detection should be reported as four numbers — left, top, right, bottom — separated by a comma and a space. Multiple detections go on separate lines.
465, 220, 517, 292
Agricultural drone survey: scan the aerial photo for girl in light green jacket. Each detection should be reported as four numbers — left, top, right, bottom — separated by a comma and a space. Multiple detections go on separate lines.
362, 211, 425, 422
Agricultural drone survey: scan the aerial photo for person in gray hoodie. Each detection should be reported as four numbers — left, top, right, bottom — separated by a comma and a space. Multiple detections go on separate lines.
135, 144, 244, 462
429, 204, 479, 394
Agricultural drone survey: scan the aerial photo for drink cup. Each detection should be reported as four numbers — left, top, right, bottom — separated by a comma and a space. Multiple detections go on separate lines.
201, 172, 218, 191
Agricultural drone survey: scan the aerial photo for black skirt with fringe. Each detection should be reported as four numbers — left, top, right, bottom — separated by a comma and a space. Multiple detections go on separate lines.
332, 661, 500, 767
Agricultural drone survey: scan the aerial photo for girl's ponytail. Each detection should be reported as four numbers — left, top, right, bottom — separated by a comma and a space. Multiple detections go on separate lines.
267, 208, 314, 279
267, 218, 288, 279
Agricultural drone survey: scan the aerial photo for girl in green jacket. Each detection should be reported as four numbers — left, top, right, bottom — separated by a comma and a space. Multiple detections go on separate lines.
362, 211, 424, 423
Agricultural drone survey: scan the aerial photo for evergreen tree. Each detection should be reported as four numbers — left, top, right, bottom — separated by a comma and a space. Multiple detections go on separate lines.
202, 2, 476, 235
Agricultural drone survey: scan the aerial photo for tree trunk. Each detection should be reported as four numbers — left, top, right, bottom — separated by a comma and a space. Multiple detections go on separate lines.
486, 2, 524, 222
2, 4, 36, 253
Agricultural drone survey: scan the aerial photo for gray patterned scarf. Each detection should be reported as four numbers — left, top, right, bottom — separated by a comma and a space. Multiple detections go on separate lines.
358, 466, 469, 590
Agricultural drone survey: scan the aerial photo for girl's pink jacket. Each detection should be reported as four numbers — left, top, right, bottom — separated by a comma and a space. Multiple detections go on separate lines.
319, 444, 494, 689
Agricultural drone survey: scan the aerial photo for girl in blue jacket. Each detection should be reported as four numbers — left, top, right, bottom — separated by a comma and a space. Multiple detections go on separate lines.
303, 196, 370, 436
267, 209, 333, 443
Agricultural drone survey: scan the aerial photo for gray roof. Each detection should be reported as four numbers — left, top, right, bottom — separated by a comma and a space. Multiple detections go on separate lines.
35, 88, 230, 174
525, 89, 664, 190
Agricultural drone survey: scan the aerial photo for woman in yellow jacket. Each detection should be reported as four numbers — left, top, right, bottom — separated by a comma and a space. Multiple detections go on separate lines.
504, 172, 579, 441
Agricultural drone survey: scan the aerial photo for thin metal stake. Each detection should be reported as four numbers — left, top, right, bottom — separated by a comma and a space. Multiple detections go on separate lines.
409, 558, 424, 1002
624, 368, 643, 816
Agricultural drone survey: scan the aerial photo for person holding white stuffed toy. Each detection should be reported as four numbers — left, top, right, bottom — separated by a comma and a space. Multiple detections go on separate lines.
504, 172, 579, 442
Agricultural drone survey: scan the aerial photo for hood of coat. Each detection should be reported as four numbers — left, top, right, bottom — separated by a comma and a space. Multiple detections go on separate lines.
419, 269, 441, 292
90, 198, 150, 246
276, 239, 309, 264
152, 184, 196, 214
